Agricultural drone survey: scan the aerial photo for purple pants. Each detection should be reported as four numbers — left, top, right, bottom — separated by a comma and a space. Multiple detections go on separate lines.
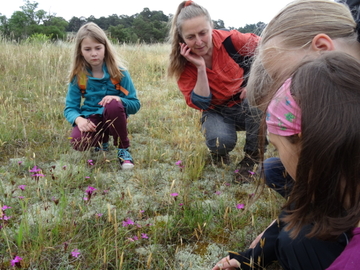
70, 100, 129, 151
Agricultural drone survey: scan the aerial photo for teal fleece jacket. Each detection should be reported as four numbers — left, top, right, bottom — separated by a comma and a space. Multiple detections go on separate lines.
64, 65, 140, 125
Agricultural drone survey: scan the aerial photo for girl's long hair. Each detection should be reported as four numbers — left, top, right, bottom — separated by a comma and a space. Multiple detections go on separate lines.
68, 22, 126, 83
246, 0, 357, 111
283, 51, 360, 240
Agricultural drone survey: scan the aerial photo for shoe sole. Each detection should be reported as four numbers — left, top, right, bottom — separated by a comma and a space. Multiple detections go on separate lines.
119, 159, 134, 170
121, 163, 134, 170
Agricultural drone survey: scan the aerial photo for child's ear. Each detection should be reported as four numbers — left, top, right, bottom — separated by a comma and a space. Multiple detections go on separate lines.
311, 34, 335, 52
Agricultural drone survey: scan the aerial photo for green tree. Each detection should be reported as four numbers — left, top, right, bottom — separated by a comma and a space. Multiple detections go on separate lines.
238, 21, 266, 34
0, 15, 10, 37
213, 19, 225, 29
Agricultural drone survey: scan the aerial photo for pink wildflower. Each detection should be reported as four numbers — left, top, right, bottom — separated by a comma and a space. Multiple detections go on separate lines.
236, 204, 245, 209
2, 205, 11, 211
175, 160, 185, 168
215, 191, 221, 195
10, 256, 22, 267
18, 185, 26, 191
71, 249, 81, 258
29, 166, 41, 173
141, 233, 149, 239
85, 186, 97, 195
87, 160, 94, 166
248, 171, 255, 175
170, 193, 178, 197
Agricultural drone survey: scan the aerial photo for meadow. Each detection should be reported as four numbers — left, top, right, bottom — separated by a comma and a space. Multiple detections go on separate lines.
0, 38, 283, 269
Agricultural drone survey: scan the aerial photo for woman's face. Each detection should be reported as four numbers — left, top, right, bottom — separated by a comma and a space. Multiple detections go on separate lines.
181, 15, 213, 56
268, 132, 300, 180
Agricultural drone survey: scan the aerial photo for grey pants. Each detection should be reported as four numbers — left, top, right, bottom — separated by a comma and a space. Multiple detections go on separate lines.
201, 99, 262, 156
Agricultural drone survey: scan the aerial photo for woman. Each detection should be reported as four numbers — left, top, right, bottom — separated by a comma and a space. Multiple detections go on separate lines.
167, 0, 265, 180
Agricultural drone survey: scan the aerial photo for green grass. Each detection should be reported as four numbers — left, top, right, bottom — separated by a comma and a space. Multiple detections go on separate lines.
0, 38, 283, 269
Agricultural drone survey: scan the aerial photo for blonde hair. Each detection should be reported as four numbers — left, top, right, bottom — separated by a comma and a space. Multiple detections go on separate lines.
68, 22, 126, 83
167, 1, 212, 79
246, 0, 357, 109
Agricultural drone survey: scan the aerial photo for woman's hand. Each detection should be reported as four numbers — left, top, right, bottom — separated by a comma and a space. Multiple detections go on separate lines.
75, 117, 96, 133
98, 95, 121, 107
179, 43, 205, 68
212, 256, 241, 270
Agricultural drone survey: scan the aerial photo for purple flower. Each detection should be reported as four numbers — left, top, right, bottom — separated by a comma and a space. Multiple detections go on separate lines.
2, 205, 11, 211
1, 215, 11, 220
215, 191, 221, 195
96, 213, 103, 217
10, 256, 22, 266
236, 204, 245, 209
71, 249, 81, 258
87, 160, 94, 166
175, 160, 185, 168
127, 237, 135, 242
85, 186, 97, 195
234, 169, 239, 173
248, 171, 255, 175
122, 218, 135, 227
29, 166, 41, 173
18, 185, 26, 191
141, 233, 149, 239
18, 196, 24, 199
133, 236, 139, 241
170, 193, 178, 197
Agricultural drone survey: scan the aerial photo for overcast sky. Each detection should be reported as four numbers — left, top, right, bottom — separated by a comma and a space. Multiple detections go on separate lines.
2, 0, 296, 28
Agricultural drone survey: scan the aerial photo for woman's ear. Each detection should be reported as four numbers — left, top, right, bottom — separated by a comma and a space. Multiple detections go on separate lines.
311, 34, 335, 52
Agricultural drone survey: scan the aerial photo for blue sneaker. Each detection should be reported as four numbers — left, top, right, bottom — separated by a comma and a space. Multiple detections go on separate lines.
95, 142, 109, 152
118, 148, 134, 169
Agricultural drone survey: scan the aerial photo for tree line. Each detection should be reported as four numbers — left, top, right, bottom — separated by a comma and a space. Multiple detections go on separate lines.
0, 0, 265, 43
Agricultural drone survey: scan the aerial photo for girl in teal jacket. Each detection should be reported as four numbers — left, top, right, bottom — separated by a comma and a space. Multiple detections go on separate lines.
64, 22, 140, 169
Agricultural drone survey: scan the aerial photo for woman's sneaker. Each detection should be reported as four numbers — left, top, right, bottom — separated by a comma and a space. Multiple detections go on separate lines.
118, 148, 134, 169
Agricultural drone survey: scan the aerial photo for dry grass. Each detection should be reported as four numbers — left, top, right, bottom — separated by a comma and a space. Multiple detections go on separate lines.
0, 38, 283, 269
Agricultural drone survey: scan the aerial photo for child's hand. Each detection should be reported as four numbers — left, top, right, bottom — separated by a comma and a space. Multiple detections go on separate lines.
98, 95, 121, 106
212, 256, 241, 270
75, 117, 96, 133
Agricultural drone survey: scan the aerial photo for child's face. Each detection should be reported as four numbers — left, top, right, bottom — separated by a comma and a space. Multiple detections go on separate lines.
268, 132, 300, 180
81, 37, 105, 69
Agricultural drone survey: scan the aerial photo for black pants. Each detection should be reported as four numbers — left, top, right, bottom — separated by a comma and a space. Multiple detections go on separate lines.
229, 211, 348, 270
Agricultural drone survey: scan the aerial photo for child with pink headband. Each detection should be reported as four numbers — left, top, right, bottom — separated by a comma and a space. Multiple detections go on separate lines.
212, 51, 360, 270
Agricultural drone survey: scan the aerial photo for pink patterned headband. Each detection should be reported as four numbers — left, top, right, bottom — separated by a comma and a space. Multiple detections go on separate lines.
266, 78, 301, 136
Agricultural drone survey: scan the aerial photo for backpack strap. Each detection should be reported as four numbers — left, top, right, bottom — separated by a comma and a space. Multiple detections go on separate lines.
78, 73, 87, 98
222, 35, 252, 88
110, 77, 129, 96
77, 74, 129, 97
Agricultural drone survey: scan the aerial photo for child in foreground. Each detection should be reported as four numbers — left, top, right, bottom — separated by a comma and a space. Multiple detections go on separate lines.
64, 22, 140, 169
212, 52, 360, 269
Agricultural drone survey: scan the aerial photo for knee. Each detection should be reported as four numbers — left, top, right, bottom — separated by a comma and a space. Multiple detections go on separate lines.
205, 134, 236, 155
105, 99, 125, 111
